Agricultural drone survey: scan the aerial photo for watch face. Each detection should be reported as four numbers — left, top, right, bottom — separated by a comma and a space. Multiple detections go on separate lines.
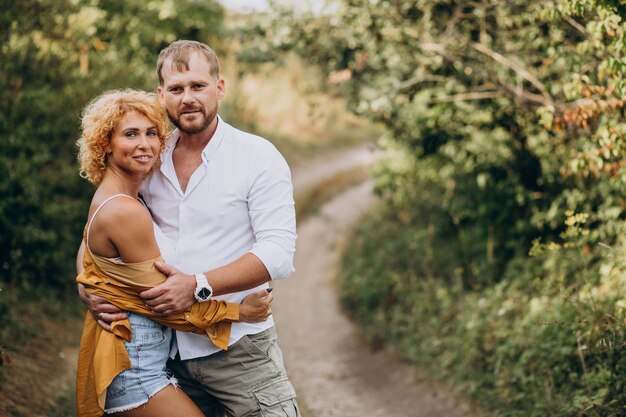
198, 288, 212, 300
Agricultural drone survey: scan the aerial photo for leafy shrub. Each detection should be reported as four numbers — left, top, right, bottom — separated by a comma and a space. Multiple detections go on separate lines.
246, 1, 626, 414
0, 0, 224, 292
341, 172, 626, 414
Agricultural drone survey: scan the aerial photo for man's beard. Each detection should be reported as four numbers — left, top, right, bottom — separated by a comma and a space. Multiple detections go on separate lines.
168, 103, 217, 134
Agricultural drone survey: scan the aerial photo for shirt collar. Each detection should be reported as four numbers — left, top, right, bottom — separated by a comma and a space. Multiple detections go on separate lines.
162, 115, 226, 164
202, 115, 226, 163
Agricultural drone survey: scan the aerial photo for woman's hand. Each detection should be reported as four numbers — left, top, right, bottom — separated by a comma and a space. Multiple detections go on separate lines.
238, 289, 273, 323
78, 283, 127, 331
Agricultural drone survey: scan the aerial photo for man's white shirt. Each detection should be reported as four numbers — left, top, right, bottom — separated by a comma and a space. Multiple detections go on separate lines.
141, 116, 296, 360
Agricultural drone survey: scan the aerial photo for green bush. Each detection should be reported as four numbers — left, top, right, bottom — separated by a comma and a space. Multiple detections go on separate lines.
247, 1, 626, 414
341, 183, 626, 415
0, 2, 227, 376
0, 0, 224, 293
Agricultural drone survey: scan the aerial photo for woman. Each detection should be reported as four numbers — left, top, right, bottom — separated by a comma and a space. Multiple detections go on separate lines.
75, 89, 271, 417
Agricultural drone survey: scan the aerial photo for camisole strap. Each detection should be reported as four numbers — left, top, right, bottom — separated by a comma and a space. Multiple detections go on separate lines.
137, 195, 152, 214
86, 194, 136, 248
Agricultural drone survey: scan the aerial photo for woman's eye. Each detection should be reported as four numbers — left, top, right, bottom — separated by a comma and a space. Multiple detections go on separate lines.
147, 130, 158, 136
126, 132, 138, 137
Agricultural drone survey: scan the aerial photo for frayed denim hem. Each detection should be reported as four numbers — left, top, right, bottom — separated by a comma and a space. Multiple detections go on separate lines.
105, 398, 149, 414
104, 376, 178, 414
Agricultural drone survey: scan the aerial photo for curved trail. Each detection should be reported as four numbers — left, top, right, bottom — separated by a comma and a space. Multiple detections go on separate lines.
290, 145, 380, 194
273, 176, 475, 416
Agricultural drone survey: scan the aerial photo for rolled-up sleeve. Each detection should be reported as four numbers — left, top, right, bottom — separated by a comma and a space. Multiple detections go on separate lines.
248, 147, 297, 280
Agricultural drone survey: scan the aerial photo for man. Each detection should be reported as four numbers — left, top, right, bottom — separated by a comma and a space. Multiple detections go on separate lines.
78, 40, 300, 416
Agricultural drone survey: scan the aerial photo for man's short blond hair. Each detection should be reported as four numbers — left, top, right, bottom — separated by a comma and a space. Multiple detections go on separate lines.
157, 40, 220, 85
76, 89, 170, 185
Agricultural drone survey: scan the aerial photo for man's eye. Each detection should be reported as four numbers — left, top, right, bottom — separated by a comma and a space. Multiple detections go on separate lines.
193, 84, 205, 90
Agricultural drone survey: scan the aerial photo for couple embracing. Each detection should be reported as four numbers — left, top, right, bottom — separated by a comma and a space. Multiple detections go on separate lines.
75, 40, 300, 417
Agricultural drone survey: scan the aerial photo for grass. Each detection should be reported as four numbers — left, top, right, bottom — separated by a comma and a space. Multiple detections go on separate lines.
0, 289, 83, 417
338, 201, 626, 416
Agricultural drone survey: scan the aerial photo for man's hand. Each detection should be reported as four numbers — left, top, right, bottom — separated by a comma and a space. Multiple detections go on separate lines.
140, 261, 195, 316
77, 283, 127, 332
239, 289, 273, 323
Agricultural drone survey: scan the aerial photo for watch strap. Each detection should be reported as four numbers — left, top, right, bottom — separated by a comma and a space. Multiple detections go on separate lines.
194, 273, 213, 302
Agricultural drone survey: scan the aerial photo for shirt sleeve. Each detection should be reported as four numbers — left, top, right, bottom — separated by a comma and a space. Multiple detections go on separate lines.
247, 145, 297, 280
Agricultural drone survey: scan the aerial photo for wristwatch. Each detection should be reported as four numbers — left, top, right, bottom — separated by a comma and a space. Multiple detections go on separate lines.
194, 273, 213, 302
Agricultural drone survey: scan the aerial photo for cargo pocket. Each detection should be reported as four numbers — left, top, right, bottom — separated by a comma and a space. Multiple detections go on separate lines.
251, 377, 299, 417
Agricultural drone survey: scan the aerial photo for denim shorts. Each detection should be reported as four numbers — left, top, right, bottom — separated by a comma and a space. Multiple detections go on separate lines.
104, 313, 175, 414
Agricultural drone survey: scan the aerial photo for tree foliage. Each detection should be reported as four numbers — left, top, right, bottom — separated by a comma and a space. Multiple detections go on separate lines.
0, 0, 224, 291
248, 0, 626, 280
245, 0, 626, 414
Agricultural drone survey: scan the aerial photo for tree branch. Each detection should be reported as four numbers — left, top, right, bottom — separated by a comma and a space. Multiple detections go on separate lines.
443, 5, 465, 41
421, 42, 456, 62
427, 91, 501, 104
498, 83, 553, 107
396, 75, 447, 93
470, 42, 554, 107
563, 15, 586, 35
419, 41, 553, 107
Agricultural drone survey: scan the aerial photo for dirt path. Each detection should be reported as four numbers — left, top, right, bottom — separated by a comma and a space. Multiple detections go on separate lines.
290, 145, 380, 194
272, 177, 476, 417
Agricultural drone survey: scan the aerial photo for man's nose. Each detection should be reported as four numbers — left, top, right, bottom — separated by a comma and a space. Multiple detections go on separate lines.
182, 88, 194, 104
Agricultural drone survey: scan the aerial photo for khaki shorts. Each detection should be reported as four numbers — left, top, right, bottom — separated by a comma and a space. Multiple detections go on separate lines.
167, 326, 301, 417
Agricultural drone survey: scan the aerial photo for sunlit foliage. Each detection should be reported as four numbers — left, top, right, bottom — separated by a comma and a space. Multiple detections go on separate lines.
246, 0, 626, 414
0, 0, 223, 291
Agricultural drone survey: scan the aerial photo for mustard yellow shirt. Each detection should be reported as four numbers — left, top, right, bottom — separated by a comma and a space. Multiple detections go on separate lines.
75, 227, 238, 417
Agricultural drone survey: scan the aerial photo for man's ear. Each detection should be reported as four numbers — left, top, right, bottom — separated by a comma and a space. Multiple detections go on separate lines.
157, 86, 166, 106
217, 78, 225, 101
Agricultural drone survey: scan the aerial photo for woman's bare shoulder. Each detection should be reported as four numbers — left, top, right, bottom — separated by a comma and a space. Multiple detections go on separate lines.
89, 195, 159, 262
90, 196, 150, 228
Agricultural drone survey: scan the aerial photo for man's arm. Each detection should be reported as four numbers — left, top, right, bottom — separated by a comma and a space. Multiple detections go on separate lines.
78, 241, 270, 322
141, 143, 296, 316
76, 240, 127, 331
141, 253, 270, 316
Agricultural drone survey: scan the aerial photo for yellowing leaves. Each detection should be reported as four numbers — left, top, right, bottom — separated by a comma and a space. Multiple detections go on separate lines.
67, 6, 104, 37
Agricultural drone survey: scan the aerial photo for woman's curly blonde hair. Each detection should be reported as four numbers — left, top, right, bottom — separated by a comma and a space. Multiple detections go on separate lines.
77, 89, 171, 185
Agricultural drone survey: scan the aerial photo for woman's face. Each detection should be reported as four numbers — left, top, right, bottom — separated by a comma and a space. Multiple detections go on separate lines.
106, 111, 161, 177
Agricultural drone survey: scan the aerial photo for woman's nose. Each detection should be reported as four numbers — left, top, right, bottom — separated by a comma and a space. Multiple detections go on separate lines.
137, 134, 149, 149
